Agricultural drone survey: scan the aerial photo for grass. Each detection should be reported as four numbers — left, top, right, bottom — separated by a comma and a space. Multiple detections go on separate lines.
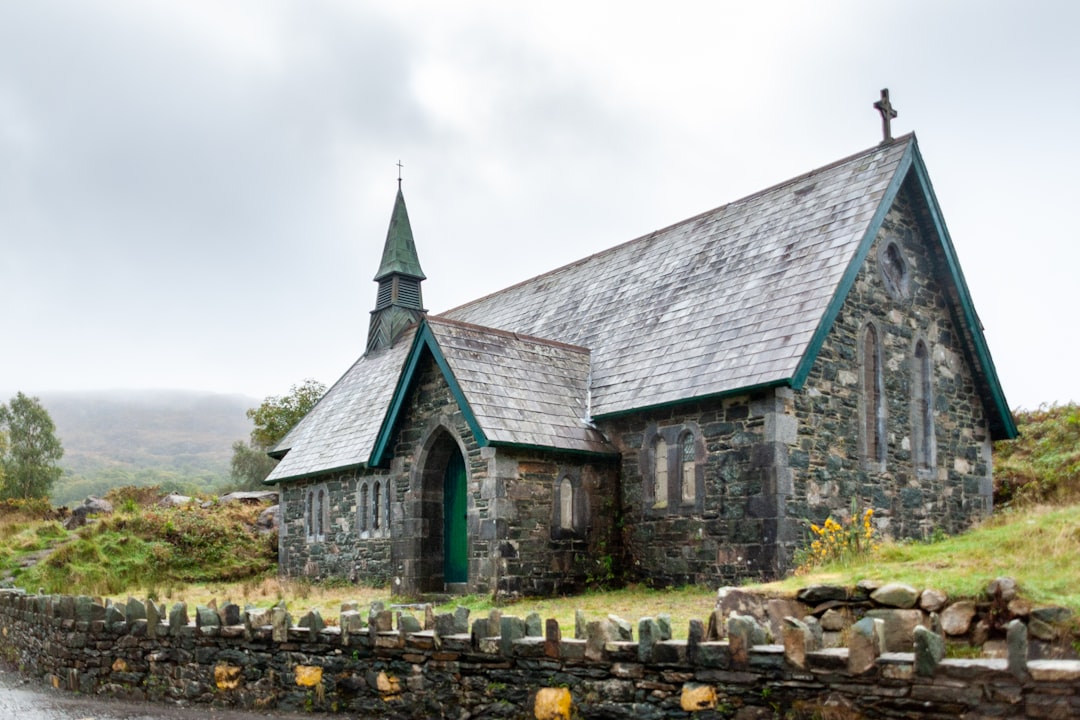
759, 503, 1080, 611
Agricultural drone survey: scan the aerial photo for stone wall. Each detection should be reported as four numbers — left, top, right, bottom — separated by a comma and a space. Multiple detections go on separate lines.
0, 586, 1076, 719
790, 183, 994, 544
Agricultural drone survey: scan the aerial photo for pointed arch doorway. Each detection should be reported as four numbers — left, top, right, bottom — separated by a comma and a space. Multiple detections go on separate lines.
417, 429, 469, 592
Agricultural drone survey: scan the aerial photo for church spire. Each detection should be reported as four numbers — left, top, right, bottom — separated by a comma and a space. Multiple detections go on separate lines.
367, 181, 427, 354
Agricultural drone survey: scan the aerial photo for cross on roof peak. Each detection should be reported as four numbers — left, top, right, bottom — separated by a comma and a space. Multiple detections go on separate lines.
396, 160, 404, 188
873, 88, 898, 143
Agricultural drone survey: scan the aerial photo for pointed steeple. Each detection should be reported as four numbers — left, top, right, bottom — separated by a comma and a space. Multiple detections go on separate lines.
374, 185, 426, 282
367, 182, 427, 354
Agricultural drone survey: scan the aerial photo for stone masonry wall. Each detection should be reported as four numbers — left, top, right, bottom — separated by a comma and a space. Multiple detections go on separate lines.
1, 587, 1076, 719
789, 182, 994, 545
603, 391, 790, 587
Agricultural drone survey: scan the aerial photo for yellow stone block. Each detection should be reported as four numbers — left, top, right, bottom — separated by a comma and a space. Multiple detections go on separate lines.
111, 658, 129, 673
215, 663, 242, 690
534, 687, 573, 720
680, 683, 717, 711
376, 670, 402, 695
295, 665, 323, 687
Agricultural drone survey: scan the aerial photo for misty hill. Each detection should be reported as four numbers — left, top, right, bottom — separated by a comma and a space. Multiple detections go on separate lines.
20, 390, 258, 505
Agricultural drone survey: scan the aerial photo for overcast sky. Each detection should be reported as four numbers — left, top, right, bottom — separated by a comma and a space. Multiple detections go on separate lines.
1, 1, 1077, 411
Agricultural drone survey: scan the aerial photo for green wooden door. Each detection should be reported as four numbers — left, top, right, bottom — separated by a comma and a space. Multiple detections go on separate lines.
443, 451, 468, 583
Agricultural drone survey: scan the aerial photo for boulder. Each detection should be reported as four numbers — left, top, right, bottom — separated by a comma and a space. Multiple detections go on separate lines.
987, 576, 1018, 602
63, 496, 114, 529
257, 505, 280, 532
865, 609, 926, 652
919, 588, 948, 613
159, 493, 193, 507
219, 490, 279, 504
940, 600, 977, 636
870, 582, 920, 609
797, 584, 847, 605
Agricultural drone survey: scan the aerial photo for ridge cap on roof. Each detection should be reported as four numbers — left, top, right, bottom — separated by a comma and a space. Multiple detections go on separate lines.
427, 316, 591, 355
439, 135, 915, 318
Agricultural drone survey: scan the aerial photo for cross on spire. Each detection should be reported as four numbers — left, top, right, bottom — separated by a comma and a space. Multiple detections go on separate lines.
873, 88, 898, 143
396, 160, 404, 188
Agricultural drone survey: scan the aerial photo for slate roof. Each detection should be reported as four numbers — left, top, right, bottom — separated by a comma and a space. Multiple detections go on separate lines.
442, 138, 911, 416
422, 318, 611, 454
266, 134, 1015, 484
267, 329, 416, 482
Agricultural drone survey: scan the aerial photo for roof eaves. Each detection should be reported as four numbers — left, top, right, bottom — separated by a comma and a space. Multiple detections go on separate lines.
368, 319, 489, 467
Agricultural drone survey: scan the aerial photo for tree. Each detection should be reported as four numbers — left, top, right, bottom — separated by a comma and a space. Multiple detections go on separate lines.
0, 392, 64, 500
230, 379, 326, 489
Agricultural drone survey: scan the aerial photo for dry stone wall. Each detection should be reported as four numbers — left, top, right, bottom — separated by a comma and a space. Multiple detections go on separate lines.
1, 585, 1076, 719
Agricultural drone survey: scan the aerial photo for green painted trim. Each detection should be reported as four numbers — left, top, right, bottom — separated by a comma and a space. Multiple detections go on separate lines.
592, 379, 790, 422
906, 148, 1018, 439
788, 137, 1016, 439
368, 320, 489, 467
790, 142, 916, 390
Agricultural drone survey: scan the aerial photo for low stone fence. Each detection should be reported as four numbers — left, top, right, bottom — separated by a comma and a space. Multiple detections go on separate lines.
0, 586, 1077, 719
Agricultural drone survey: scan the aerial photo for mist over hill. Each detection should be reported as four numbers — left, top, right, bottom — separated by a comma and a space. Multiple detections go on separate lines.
6, 390, 259, 505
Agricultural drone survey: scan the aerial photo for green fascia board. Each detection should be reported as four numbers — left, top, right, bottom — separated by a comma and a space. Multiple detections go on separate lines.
368, 320, 488, 467
789, 137, 1017, 439
592, 378, 791, 422
487, 440, 620, 459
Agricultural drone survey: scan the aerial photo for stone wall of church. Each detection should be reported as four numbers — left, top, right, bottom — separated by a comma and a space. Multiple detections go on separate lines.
277, 468, 395, 584
787, 183, 995, 548
601, 391, 789, 587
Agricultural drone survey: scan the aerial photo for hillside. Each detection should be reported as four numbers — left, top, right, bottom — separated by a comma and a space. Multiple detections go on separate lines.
14, 390, 258, 505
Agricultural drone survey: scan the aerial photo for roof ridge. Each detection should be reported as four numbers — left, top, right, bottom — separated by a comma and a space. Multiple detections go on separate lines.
427, 316, 591, 355
439, 136, 914, 318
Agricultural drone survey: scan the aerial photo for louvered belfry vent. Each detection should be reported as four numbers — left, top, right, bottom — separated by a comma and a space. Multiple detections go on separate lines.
367, 183, 427, 354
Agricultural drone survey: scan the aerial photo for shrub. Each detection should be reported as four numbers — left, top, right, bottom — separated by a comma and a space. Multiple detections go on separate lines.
794, 504, 879, 574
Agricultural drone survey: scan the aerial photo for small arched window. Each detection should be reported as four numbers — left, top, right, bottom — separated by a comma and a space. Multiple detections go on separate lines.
680, 432, 696, 503
653, 438, 668, 510
862, 323, 885, 468
913, 340, 934, 470
359, 483, 369, 533
316, 488, 326, 539
372, 481, 381, 531
559, 477, 574, 531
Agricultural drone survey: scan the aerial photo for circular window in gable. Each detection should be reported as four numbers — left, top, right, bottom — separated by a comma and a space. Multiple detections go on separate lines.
878, 240, 911, 300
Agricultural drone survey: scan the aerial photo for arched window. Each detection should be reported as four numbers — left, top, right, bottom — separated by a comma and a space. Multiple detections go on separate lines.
316, 488, 326, 539
306, 485, 328, 542
372, 481, 381, 531
913, 340, 934, 470
359, 483, 369, 534
680, 432, 696, 503
306, 490, 314, 538
653, 437, 668, 510
559, 477, 574, 531
862, 323, 885, 468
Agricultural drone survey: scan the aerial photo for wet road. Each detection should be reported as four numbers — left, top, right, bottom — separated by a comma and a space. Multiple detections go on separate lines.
0, 669, 323, 720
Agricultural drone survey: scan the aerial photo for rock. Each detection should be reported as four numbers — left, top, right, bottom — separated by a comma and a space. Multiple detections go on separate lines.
853, 578, 881, 600
607, 614, 632, 641
919, 588, 948, 612
913, 625, 945, 676
256, 505, 280, 532
727, 614, 763, 664
848, 617, 883, 674
159, 493, 192, 507
525, 612, 543, 637
716, 587, 770, 629
1031, 606, 1072, 624
638, 617, 660, 662
1006, 618, 1028, 678
1007, 597, 1033, 617
782, 617, 814, 669
970, 618, 991, 646
870, 582, 920, 609
940, 600, 977, 636
797, 584, 848, 605
1027, 617, 1056, 641
865, 609, 926, 652
219, 490, 278, 504
987, 576, 1018, 602
765, 597, 804, 640
820, 609, 847, 632
63, 496, 114, 529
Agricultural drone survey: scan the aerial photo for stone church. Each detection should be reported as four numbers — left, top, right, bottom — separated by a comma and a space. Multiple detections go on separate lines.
266, 131, 1016, 596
